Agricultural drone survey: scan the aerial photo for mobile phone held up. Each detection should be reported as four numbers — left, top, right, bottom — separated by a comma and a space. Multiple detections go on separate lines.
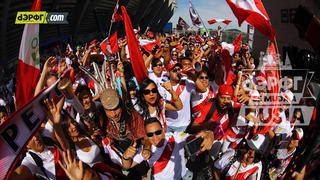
185, 137, 203, 157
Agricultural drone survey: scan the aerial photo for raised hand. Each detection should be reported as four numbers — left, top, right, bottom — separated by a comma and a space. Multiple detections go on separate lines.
58, 149, 84, 180
196, 131, 214, 152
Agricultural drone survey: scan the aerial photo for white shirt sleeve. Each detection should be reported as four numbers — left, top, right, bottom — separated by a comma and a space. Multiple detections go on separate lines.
214, 149, 236, 170
21, 153, 39, 175
132, 148, 144, 164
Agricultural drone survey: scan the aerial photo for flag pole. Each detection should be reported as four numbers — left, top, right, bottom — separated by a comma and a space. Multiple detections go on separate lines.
189, 0, 209, 34
105, 0, 120, 89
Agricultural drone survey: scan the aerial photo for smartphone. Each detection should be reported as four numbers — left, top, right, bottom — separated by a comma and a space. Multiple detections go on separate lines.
185, 137, 203, 157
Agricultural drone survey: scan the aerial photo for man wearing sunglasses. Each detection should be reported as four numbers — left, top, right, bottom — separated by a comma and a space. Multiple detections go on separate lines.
122, 118, 214, 180
164, 63, 196, 133
148, 58, 168, 98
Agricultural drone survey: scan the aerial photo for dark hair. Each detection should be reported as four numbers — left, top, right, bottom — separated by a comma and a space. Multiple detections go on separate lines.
195, 67, 209, 79
0, 106, 7, 114
122, 61, 135, 81
144, 117, 162, 128
151, 58, 162, 67
75, 85, 91, 98
138, 79, 162, 120
237, 141, 263, 163
179, 56, 192, 63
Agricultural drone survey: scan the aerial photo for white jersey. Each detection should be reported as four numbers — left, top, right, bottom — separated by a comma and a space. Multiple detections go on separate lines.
164, 80, 195, 128
191, 85, 215, 119
214, 149, 262, 180
21, 148, 57, 180
75, 137, 103, 167
148, 71, 168, 99
133, 132, 189, 180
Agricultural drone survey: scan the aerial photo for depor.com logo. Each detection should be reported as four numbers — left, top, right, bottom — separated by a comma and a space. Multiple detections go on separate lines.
15, 11, 68, 24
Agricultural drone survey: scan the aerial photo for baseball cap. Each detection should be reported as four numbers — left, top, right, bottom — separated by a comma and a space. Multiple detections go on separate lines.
218, 84, 234, 96
167, 63, 182, 72
100, 89, 120, 110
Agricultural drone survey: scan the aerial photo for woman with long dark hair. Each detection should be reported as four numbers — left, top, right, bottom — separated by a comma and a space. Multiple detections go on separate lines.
137, 78, 183, 130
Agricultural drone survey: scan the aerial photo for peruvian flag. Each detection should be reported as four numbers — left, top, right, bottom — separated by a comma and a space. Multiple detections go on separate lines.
100, 31, 119, 55
226, 0, 275, 40
139, 39, 161, 55
121, 6, 147, 84
189, 0, 203, 28
233, 33, 242, 52
178, 17, 190, 30
15, 0, 41, 108
208, 19, 232, 25
111, 0, 123, 22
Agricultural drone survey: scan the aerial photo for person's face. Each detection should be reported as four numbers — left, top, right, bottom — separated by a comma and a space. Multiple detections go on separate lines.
169, 66, 181, 82
196, 72, 209, 91
143, 83, 158, 105
68, 121, 80, 137
291, 111, 302, 123
27, 133, 45, 152
0, 111, 8, 125
104, 105, 122, 122
241, 148, 255, 165
171, 52, 178, 61
152, 62, 163, 76
80, 93, 93, 110
46, 76, 58, 87
233, 53, 240, 61
181, 59, 192, 70
145, 122, 165, 147
129, 89, 137, 98
288, 138, 299, 149
217, 94, 232, 109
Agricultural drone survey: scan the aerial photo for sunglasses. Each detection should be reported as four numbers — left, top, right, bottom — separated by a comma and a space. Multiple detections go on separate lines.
143, 88, 157, 95
146, 130, 162, 137
293, 115, 301, 120
172, 54, 178, 56
199, 76, 208, 80
153, 63, 163, 68
171, 68, 181, 73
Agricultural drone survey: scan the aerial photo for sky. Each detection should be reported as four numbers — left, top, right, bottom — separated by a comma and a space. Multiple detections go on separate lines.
169, 0, 248, 32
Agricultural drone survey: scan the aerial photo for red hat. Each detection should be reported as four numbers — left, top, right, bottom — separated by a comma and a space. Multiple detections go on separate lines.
167, 63, 182, 71
218, 84, 234, 96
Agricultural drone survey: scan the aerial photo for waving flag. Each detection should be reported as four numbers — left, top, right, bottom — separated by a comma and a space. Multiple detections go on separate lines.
226, 0, 275, 40
233, 33, 242, 53
178, 17, 190, 30
111, 0, 122, 22
15, 0, 41, 109
208, 19, 232, 25
100, 31, 118, 55
189, 0, 203, 28
121, 6, 147, 84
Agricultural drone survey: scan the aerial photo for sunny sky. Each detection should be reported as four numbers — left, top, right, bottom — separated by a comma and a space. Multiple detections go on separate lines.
169, 0, 248, 32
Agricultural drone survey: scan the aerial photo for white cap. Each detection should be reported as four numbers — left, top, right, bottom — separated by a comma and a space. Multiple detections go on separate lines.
249, 90, 260, 100
281, 90, 294, 103
293, 128, 304, 140
247, 134, 265, 150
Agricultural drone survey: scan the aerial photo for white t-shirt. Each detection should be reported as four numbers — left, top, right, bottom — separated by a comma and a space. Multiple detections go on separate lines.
21, 148, 56, 180
191, 85, 215, 119
164, 80, 195, 128
133, 132, 189, 180
75, 137, 102, 167
148, 71, 169, 99
214, 149, 262, 180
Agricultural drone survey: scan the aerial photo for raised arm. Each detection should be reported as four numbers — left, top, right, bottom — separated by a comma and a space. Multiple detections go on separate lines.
34, 56, 56, 96
162, 81, 183, 111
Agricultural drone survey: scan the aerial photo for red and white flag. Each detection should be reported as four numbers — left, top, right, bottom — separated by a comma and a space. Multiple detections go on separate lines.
189, 0, 203, 28
139, 39, 161, 55
100, 31, 118, 55
178, 17, 190, 30
233, 33, 242, 53
111, 0, 123, 22
15, 0, 41, 109
226, 0, 275, 40
208, 19, 232, 25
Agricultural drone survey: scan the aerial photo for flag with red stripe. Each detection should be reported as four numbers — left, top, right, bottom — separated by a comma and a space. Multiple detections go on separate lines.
15, 0, 41, 108
100, 31, 119, 55
226, 0, 275, 40
208, 18, 232, 25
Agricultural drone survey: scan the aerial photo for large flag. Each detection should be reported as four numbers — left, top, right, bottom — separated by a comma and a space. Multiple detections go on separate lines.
178, 17, 190, 30
121, 6, 147, 84
189, 0, 203, 28
208, 18, 232, 25
15, 0, 41, 109
100, 31, 118, 55
226, 0, 275, 40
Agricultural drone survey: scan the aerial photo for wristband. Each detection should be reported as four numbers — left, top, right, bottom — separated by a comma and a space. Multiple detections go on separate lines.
122, 156, 132, 161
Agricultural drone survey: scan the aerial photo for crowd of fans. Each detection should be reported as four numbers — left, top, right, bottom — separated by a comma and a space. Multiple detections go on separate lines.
1, 29, 319, 180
